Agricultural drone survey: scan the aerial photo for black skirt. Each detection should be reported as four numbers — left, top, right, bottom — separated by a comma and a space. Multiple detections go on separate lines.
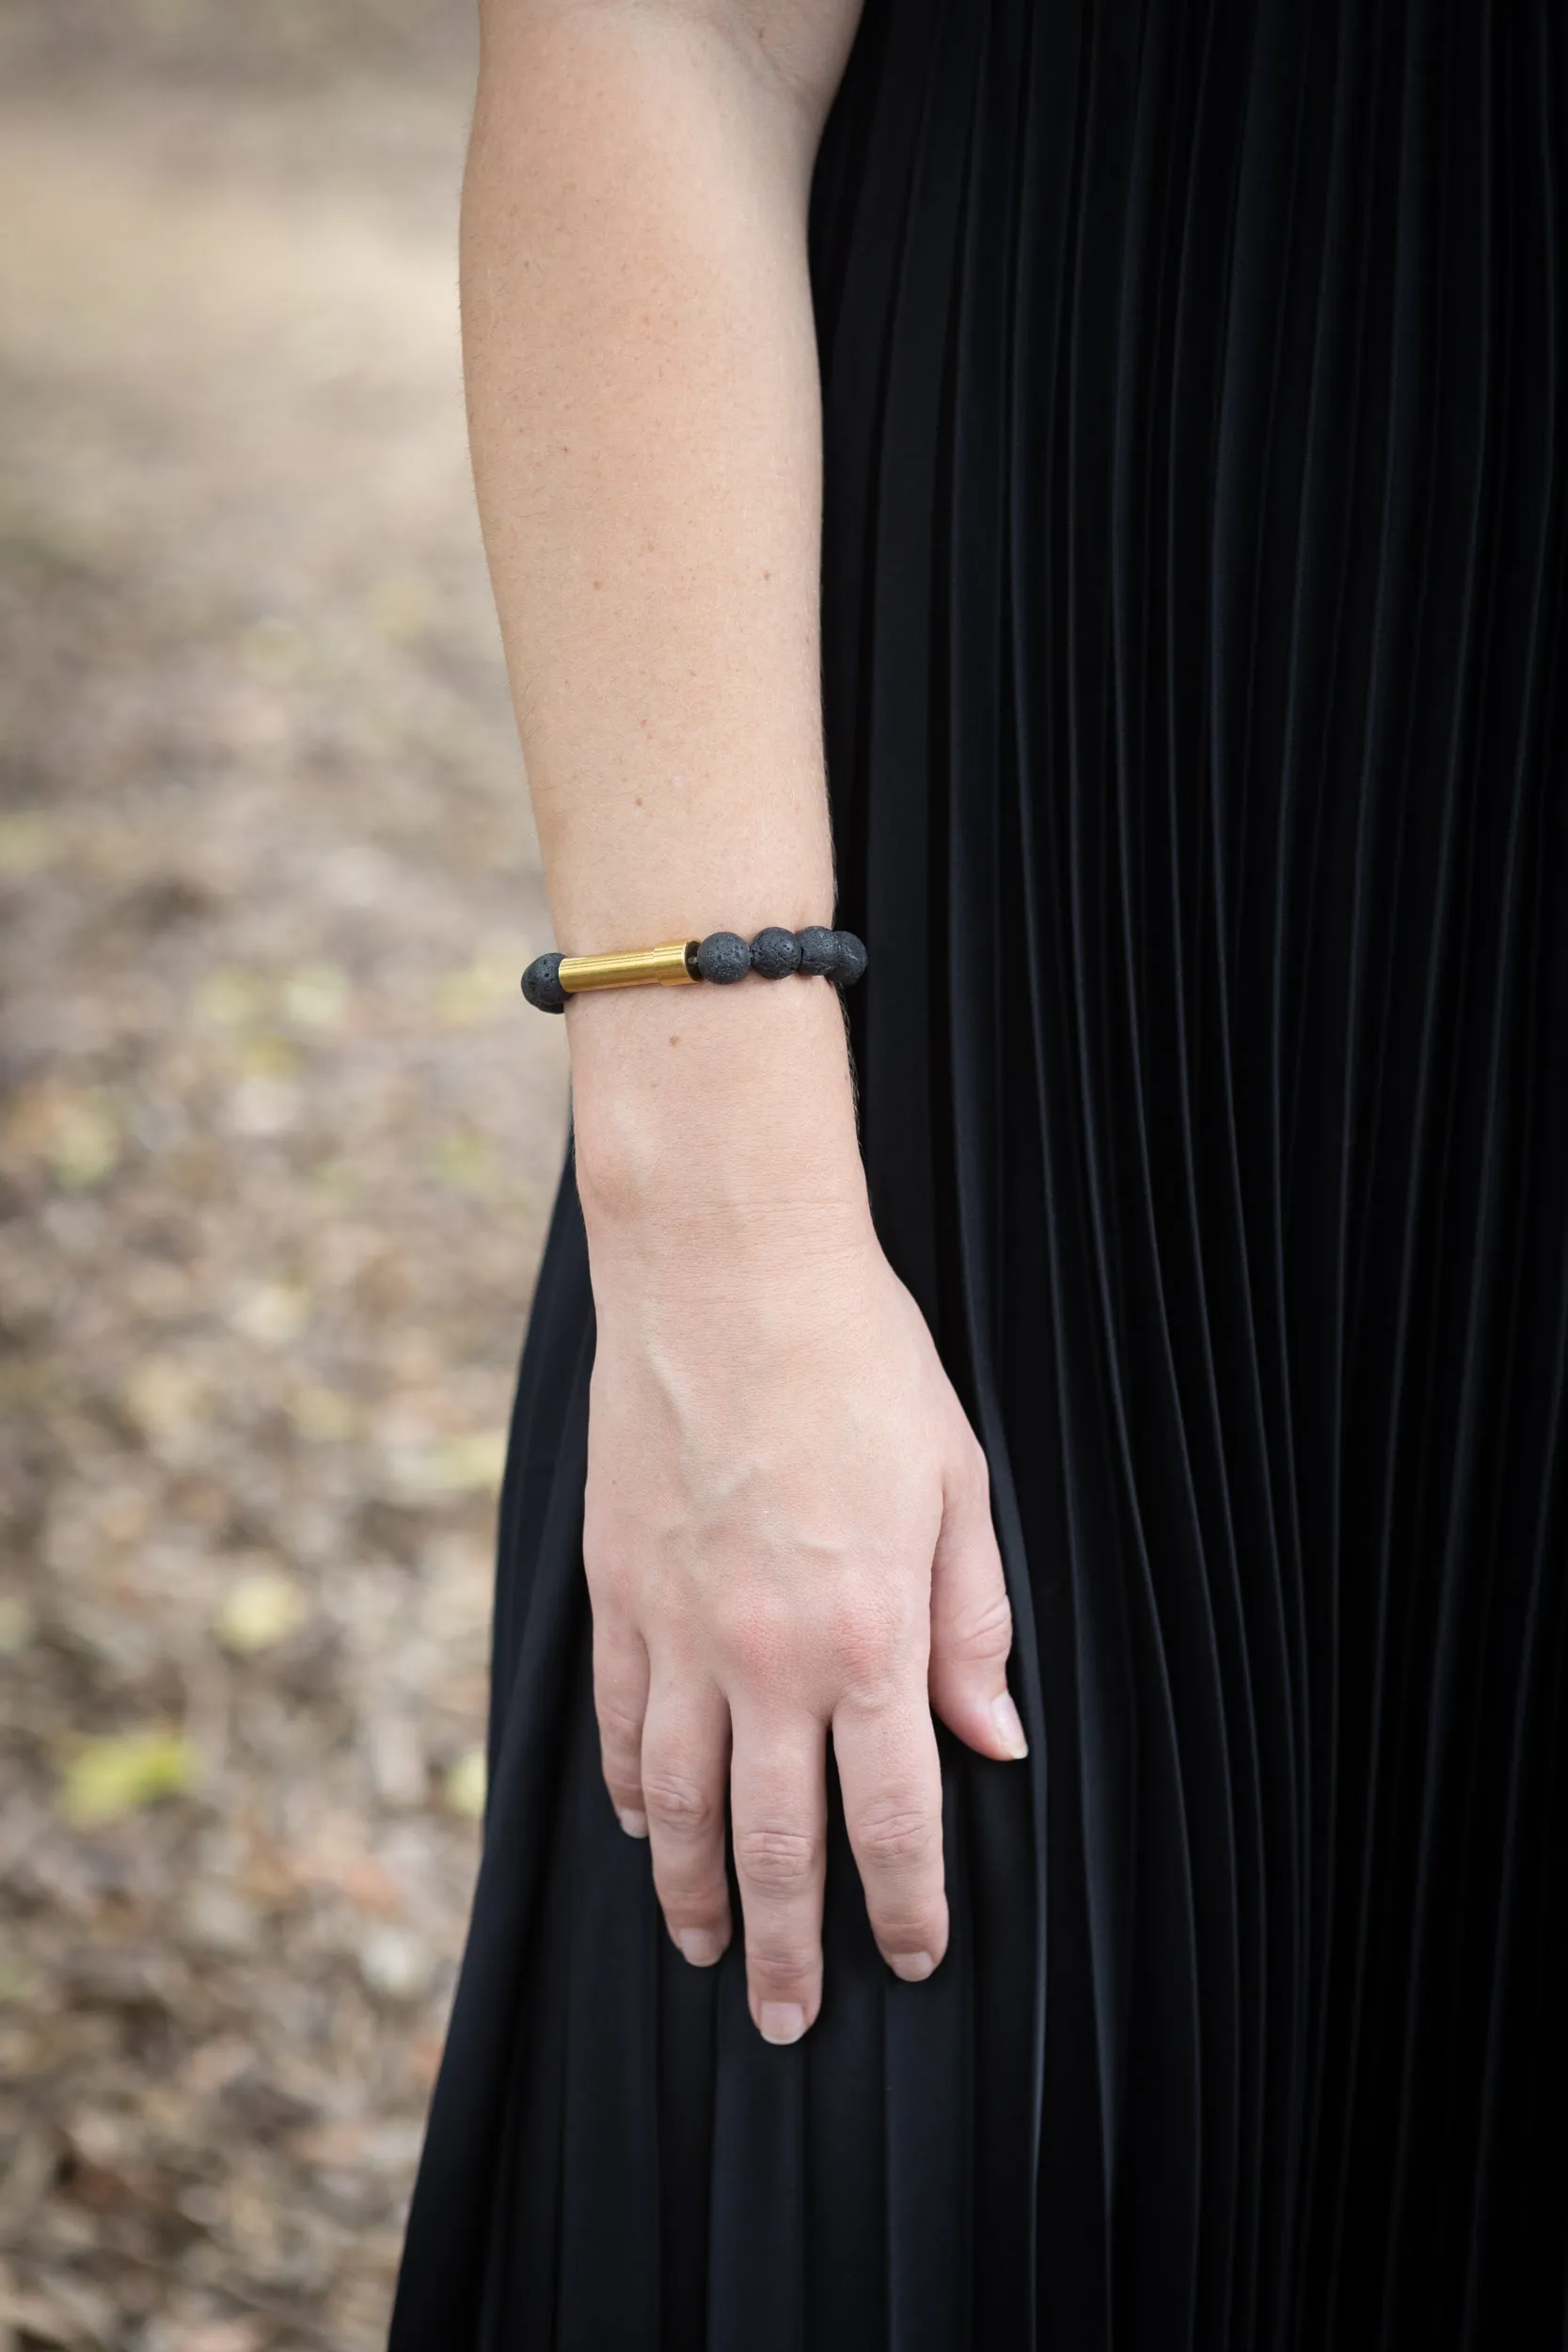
389, 2, 1568, 2344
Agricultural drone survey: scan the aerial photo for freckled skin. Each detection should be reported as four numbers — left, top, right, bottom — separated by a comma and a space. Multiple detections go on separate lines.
463, 0, 1022, 2041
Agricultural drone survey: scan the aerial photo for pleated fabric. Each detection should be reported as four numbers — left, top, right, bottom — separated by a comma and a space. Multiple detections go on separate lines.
388, 1, 1568, 2344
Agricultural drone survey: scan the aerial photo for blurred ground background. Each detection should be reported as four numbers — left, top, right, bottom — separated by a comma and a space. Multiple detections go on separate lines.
0, 5, 570, 2343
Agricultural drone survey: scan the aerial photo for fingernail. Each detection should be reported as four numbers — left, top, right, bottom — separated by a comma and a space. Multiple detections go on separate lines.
616, 1806, 649, 1838
991, 1692, 1028, 1758
759, 2001, 806, 2044
675, 1927, 724, 1967
889, 1950, 936, 1982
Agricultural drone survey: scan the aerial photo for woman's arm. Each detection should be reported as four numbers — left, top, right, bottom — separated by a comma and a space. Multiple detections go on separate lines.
463, 0, 1027, 2044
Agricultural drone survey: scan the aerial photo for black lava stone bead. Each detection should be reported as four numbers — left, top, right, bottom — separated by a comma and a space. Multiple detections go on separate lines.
795, 925, 838, 977
520, 951, 567, 1013
830, 930, 868, 987
750, 926, 802, 978
694, 930, 752, 984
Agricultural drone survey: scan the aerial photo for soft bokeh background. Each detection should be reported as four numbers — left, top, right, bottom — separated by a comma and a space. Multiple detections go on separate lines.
0, 6, 570, 2343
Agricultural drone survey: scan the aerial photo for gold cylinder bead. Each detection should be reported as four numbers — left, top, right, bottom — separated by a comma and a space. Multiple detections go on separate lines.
557, 939, 699, 994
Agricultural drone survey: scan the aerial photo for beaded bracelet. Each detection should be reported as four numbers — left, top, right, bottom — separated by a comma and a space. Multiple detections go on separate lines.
520, 926, 867, 1014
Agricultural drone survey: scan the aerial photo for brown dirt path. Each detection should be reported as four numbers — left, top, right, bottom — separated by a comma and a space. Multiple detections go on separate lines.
0, 24, 568, 2347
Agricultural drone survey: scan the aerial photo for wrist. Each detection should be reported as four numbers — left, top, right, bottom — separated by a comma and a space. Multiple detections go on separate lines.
568, 976, 870, 1263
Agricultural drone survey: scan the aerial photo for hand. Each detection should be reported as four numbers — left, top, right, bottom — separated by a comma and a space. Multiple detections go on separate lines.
581, 1209, 1029, 2043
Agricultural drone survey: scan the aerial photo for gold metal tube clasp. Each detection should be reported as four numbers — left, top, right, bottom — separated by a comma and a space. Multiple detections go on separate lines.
557, 939, 699, 994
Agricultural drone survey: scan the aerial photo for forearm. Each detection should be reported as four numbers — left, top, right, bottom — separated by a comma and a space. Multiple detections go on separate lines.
462, 0, 864, 1239
462, 5, 1024, 2034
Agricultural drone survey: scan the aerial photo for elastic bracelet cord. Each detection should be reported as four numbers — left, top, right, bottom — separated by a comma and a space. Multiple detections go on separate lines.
520, 927, 867, 1014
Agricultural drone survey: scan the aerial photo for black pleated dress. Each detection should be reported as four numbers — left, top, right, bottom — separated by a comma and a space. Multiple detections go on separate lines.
389, 1, 1568, 2344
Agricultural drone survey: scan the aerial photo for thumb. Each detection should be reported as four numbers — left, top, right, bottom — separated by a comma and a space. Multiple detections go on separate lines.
927, 1450, 1028, 1761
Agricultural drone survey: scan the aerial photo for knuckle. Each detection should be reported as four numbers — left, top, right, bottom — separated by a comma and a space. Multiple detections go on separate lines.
856, 1803, 936, 1871
745, 1942, 818, 1992
945, 1585, 1014, 1664
710, 1596, 787, 1681
594, 1694, 645, 1758
872, 1913, 944, 1961
833, 1607, 895, 1679
654, 1873, 727, 1926
735, 1824, 819, 1896
641, 1769, 715, 1836
827, 1593, 909, 1694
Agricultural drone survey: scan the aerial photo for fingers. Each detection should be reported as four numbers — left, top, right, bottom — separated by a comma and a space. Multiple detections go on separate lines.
927, 1445, 1028, 1762
593, 1601, 652, 1836
832, 1683, 948, 1979
729, 1710, 827, 2043
641, 1674, 733, 1969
